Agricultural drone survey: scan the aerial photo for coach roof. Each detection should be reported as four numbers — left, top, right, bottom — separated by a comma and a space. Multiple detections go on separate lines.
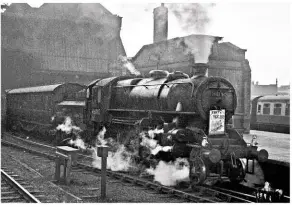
258, 95, 290, 102
7, 83, 84, 94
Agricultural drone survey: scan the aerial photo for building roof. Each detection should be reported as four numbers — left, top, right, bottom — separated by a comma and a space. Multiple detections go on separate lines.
132, 34, 223, 62
219, 42, 247, 52
4, 3, 115, 20
251, 95, 263, 101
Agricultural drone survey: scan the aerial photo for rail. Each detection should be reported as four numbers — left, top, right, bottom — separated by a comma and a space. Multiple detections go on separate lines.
1, 169, 41, 203
1, 138, 266, 203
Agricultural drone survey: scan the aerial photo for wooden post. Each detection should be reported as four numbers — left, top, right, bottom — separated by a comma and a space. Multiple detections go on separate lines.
97, 145, 108, 200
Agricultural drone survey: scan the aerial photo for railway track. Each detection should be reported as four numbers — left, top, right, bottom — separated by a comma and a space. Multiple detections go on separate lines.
1, 169, 41, 203
2, 132, 290, 203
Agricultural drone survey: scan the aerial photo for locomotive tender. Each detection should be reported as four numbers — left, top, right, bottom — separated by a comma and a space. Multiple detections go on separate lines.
5, 63, 269, 186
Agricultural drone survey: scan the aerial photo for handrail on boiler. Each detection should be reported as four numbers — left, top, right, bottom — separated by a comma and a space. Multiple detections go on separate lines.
113, 82, 195, 97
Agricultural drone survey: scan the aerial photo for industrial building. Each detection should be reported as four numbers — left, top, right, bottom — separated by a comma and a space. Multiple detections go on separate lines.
1, 3, 126, 92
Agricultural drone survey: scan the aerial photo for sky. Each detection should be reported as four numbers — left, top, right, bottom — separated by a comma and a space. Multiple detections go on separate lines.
3, 0, 291, 86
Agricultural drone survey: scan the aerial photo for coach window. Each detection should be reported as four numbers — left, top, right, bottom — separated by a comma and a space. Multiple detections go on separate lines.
44, 96, 49, 110
97, 88, 101, 103
257, 104, 262, 114
273, 103, 282, 115
86, 88, 90, 99
285, 103, 290, 116
263, 103, 270, 115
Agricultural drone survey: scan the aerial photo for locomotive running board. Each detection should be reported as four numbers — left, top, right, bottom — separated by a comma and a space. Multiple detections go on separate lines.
108, 108, 198, 116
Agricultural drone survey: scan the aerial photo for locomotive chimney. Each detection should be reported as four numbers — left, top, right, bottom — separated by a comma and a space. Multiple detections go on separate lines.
153, 3, 168, 43
192, 63, 208, 77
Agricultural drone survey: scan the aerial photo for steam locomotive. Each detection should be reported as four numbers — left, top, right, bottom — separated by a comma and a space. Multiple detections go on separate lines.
5, 63, 269, 186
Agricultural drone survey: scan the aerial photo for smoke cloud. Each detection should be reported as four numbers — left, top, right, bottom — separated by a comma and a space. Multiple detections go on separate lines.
166, 3, 216, 63
167, 3, 215, 34
118, 55, 141, 76
180, 35, 215, 63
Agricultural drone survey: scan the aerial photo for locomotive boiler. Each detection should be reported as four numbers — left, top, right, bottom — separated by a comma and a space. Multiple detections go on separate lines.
85, 63, 269, 185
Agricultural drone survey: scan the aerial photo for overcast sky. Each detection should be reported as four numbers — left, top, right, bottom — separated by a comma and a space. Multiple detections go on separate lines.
5, 1, 292, 86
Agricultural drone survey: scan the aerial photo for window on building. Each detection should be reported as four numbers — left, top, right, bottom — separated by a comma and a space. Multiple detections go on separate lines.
273, 103, 282, 115
257, 104, 262, 114
263, 103, 270, 115
285, 104, 290, 116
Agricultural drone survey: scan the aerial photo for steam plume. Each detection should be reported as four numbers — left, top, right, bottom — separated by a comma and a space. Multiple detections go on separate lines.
69, 138, 86, 150
92, 127, 137, 171
140, 129, 173, 156
118, 55, 141, 76
56, 116, 81, 134
146, 158, 190, 186
97, 126, 107, 146
56, 116, 87, 149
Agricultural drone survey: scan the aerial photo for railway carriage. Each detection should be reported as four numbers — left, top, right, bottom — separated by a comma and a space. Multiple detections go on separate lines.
250, 95, 290, 133
6, 83, 85, 136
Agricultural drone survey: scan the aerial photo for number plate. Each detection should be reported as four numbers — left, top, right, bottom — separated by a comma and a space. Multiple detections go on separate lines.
211, 90, 222, 97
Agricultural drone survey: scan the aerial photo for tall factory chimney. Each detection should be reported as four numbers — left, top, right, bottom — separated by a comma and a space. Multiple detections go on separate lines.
153, 3, 168, 43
